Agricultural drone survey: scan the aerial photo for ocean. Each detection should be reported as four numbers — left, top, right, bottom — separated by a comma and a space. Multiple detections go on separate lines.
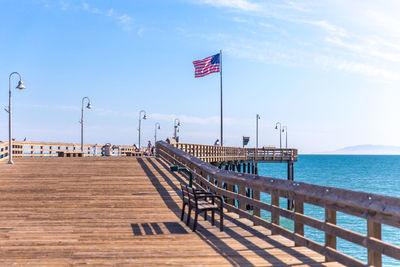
258, 155, 400, 266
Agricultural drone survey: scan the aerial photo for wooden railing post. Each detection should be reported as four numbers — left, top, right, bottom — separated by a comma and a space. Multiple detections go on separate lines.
253, 190, 260, 217
271, 193, 280, 233
325, 208, 337, 262
367, 220, 382, 267
294, 200, 304, 246
252, 163, 261, 218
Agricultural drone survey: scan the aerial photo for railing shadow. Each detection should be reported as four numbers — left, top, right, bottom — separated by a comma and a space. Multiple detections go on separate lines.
138, 158, 327, 267
131, 222, 189, 236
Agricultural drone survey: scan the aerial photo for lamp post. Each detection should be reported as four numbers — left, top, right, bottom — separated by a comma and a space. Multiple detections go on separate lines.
154, 122, 160, 145
282, 126, 288, 149
7, 72, 26, 165
174, 118, 181, 141
275, 122, 282, 148
256, 114, 260, 149
138, 110, 147, 149
80, 97, 92, 152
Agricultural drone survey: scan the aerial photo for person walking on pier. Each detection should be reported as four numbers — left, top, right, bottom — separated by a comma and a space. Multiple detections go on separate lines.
214, 139, 220, 146
133, 144, 138, 152
147, 141, 153, 155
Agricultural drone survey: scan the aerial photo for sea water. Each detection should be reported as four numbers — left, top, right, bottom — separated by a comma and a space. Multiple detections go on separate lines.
258, 155, 400, 266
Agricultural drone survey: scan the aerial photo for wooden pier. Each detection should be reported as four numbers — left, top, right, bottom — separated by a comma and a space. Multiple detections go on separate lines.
0, 140, 399, 266
0, 157, 339, 266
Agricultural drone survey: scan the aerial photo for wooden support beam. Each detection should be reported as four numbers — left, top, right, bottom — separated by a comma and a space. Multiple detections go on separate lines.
368, 220, 382, 267
325, 208, 337, 262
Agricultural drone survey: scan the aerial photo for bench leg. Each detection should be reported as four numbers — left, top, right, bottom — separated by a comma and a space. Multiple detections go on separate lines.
181, 203, 186, 221
204, 211, 207, 221
186, 207, 191, 226
220, 208, 223, 232
211, 210, 215, 226
193, 212, 199, 232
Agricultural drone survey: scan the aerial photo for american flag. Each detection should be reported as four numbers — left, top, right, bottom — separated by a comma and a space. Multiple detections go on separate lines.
193, 53, 220, 78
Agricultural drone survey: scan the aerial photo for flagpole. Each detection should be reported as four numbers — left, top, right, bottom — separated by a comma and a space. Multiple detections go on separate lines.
220, 50, 223, 146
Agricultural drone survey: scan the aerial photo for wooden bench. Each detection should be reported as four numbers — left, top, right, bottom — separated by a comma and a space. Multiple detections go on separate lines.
180, 184, 223, 232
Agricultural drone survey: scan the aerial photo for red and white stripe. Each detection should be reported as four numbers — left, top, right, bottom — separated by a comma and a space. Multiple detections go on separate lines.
193, 56, 220, 78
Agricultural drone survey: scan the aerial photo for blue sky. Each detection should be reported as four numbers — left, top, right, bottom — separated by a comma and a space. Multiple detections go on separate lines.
1, 0, 400, 153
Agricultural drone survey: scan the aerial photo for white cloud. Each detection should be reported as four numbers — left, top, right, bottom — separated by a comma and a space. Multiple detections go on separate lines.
56, 2, 135, 32
302, 20, 347, 38
137, 28, 144, 37
151, 113, 220, 125
118, 14, 133, 30
59, 1, 69, 11
82, 2, 89, 10
284, 1, 310, 12
197, 0, 262, 11
106, 8, 114, 17
315, 56, 398, 82
191, 0, 400, 83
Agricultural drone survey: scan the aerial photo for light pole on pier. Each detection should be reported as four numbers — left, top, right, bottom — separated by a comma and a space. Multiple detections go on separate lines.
7, 72, 26, 165
275, 122, 282, 149
174, 118, 181, 142
138, 110, 147, 150
282, 126, 288, 149
256, 114, 260, 149
80, 97, 92, 152
154, 122, 160, 145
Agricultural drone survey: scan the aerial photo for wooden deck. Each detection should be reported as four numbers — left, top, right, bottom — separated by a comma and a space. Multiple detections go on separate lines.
0, 158, 341, 266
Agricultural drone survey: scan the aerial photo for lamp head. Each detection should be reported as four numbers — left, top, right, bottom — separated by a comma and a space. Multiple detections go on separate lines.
158, 125, 161, 130
86, 102, 92, 109
178, 122, 181, 126
143, 114, 147, 120
275, 125, 278, 130
16, 80, 25, 90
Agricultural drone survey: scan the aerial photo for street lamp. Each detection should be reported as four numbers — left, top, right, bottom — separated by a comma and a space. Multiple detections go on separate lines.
256, 114, 260, 149
154, 122, 161, 145
7, 72, 26, 165
282, 126, 288, 149
138, 110, 147, 149
80, 97, 92, 152
275, 122, 282, 148
174, 118, 181, 141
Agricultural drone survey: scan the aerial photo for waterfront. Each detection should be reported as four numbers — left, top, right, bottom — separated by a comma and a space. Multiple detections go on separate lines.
259, 155, 400, 266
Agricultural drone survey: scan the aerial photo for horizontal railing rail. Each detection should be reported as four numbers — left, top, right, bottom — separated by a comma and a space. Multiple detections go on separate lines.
173, 143, 297, 163
157, 141, 400, 267
0, 141, 142, 160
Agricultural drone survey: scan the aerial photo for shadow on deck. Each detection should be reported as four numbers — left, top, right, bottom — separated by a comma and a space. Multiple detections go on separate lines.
137, 157, 340, 267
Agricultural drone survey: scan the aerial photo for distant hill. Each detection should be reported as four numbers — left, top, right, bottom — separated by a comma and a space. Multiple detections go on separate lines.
320, 145, 400, 155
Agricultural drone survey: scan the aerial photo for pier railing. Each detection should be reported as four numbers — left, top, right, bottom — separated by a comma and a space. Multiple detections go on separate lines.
173, 143, 297, 163
0, 141, 140, 161
157, 141, 400, 267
